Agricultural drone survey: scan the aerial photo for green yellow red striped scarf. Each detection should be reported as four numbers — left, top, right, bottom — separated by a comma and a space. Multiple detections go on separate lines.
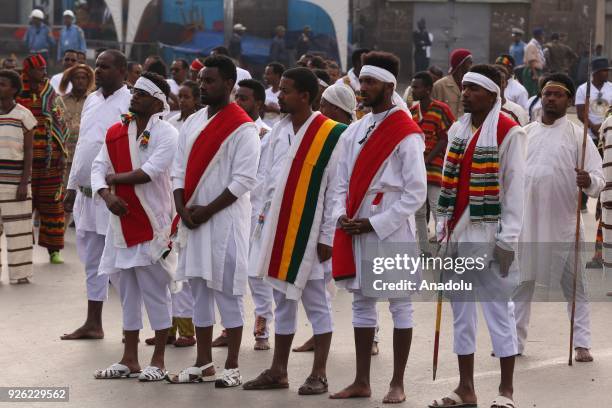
266, 114, 346, 284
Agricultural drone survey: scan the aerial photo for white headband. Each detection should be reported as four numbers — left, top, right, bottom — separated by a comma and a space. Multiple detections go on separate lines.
359, 65, 397, 88
462, 72, 500, 95
318, 78, 330, 88
134, 76, 170, 115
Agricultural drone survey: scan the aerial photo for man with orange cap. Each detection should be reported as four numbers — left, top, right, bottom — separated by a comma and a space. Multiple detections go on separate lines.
432, 48, 473, 118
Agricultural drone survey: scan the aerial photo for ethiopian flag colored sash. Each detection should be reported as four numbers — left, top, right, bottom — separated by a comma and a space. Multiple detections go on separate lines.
263, 114, 346, 286
332, 109, 422, 281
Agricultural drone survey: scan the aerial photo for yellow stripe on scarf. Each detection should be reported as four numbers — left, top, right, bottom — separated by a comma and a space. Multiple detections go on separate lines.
277, 119, 336, 281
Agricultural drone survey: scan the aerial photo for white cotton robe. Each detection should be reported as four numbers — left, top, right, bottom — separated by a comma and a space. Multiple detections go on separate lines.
171, 107, 260, 295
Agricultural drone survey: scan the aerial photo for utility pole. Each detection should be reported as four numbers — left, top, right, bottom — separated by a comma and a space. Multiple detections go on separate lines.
224, 0, 234, 48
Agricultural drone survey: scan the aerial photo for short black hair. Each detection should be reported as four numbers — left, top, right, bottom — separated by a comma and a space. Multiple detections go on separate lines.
173, 58, 189, 70
412, 71, 433, 88
203, 55, 237, 84
0, 69, 22, 96
146, 60, 168, 78
180, 79, 201, 101
266, 62, 285, 76
468, 64, 502, 89
76, 50, 86, 57
127, 61, 139, 71
361, 51, 400, 78
541, 72, 575, 97
282, 67, 319, 104
64, 49, 77, 56
140, 71, 171, 98
238, 79, 266, 103
352, 48, 370, 67
313, 68, 331, 85
428, 65, 444, 78
309, 56, 327, 70
211, 46, 230, 56
102, 49, 127, 71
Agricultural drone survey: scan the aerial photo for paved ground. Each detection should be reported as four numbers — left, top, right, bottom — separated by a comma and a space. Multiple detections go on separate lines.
2, 198, 612, 408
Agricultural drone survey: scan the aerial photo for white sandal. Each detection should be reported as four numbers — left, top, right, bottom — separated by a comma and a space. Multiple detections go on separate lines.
138, 365, 168, 382
429, 391, 477, 407
491, 395, 516, 408
167, 362, 216, 384
94, 363, 140, 379
215, 368, 242, 388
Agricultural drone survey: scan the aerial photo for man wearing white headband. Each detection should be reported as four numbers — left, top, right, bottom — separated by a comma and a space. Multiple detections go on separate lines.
62, 50, 131, 341
92, 71, 178, 382
167, 55, 260, 388
330, 51, 427, 404
515, 73, 602, 365
431, 65, 527, 408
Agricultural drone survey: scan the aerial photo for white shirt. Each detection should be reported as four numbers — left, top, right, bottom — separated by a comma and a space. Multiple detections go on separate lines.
576, 81, 612, 137
527, 95, 542, 123
166, 78, 180, 96
92, 118, 178, 273
171, 107, 260, 294
336, 68, 360, 92
167, 110, 200, 133
68, 85, 131, 234
520, 116, 603, 284
263, 87, 281, 127
50, 72, 71, 96
332, 108, 427, 290
437, 120, 527, 250
505, 78, 529, 110
236, 67, 252, 85
502, 99, 529, 127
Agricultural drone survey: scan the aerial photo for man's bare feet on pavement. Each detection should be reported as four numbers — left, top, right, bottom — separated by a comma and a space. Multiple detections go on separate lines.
383, 383, 406, 404
329, 381, 372, 399
61, 325, 104, 340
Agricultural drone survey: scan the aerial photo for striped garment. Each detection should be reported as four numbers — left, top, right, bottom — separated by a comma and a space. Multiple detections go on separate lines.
438, 114, 516, 227
17, 80, 66, 251
0, 189, 34, 282
267, 116, 346, 284
410, 100, 455, 186
0, 104, 37, 187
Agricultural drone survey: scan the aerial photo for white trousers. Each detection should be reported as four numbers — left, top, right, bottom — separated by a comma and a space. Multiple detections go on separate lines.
172, 281, 194, 319
273, 279, 333, 335
248, 276, 274, 338
76, 231, 119, 301
511, 279, 591, 352
119, 263, 172, 331
414, 184, 441, 255
352, 291, 413, 329
451, 299, 518, 358
190, 277, 244, 329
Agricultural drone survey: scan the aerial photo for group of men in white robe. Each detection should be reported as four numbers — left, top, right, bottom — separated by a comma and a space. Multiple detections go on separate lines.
59, 44, 605, 408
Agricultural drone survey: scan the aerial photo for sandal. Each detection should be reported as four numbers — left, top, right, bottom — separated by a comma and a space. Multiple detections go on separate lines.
166, 362, 216, 384
298, 374, 328, 395
215, 368, 242, 388
94, 363, 140, 379
254, 338, 270, 351
429, 391, 477, 407
212, 330, 228, 347
243, 369, 289, 390
145, 335, 175, 346
490, 395, 515, 408
138, 366, 168, 382
174, 336, 196, 347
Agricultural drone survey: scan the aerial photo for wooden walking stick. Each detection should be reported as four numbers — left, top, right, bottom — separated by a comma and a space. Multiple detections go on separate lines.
569, 31, 593, 366
432, 268, 443, 380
